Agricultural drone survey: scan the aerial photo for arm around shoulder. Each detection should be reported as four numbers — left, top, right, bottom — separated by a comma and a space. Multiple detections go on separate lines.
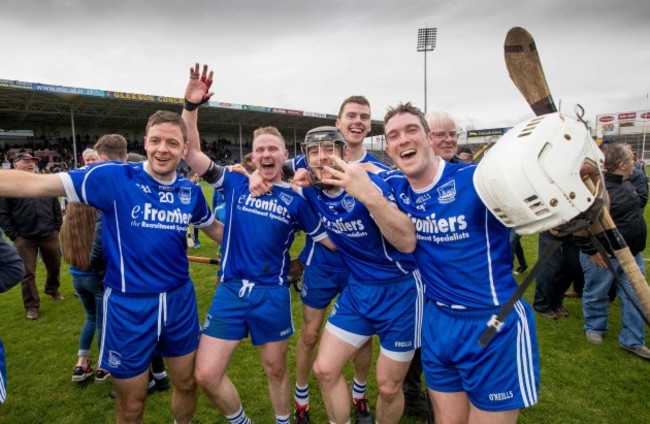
364, 190, 417, 253
201, 219, 224, 245
0, 170, 66, 198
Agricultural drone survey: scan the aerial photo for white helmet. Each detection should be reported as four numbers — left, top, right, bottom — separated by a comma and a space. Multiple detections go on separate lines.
474, 112, 604, 235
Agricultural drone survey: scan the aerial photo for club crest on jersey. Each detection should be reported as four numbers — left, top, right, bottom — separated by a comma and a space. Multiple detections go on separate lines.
179, 187, 192, 205
279, 192, 294, 206
399, 193, 411, 205
437, 180, 456, 204
341, 194, 355, 212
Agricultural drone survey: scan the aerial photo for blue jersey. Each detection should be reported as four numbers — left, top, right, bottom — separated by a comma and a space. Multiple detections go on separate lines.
60, 161, 214, 294
382, 161, 517, 308
213, 170, 326, 286
212, 187, 224, 210
292, 151, 389, 271
299, 172, 416, 283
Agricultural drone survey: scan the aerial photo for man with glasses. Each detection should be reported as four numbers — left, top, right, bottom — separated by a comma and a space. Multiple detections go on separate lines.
428, 111, 461, 162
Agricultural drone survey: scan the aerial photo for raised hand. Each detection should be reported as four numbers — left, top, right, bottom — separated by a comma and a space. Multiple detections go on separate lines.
185, 63, 214, 105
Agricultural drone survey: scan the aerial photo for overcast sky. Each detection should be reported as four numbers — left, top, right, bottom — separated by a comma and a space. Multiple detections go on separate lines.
2, 0, 649, 130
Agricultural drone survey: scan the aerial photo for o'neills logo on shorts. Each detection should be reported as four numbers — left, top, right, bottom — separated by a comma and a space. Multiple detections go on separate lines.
489, 391, 514, 402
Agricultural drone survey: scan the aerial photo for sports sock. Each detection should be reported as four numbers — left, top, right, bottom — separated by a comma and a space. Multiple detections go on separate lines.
150, 354, 166, 374
276, 414, 290, 424
294, 383, 309, 406
351, 377, 367, 400
226, 406, 251, 424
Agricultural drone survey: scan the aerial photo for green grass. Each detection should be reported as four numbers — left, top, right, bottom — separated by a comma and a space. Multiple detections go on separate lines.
1, 183, 650, 423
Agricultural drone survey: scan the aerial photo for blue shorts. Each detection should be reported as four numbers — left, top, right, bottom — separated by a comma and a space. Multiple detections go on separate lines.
327, 271, 423, 354
422, 299, 539, 411
301, 265, 349, 309
0, 339, 6, 404
99, 282, 201, 379
202, 280, 293, 345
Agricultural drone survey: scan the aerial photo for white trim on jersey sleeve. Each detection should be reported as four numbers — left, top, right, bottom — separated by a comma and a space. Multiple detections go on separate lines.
303, 218, 324, 238
311, 231, 328, 242
193, 212, 215, 229
58, 173, 80, 203
208, 172, 226, 189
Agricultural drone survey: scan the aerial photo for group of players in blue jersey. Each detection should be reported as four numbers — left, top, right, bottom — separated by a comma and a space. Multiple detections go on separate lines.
181, 64, 539, 424
0, 62, 539, 424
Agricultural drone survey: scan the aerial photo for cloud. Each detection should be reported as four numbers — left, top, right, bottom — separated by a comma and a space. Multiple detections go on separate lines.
1, 0, 649, 130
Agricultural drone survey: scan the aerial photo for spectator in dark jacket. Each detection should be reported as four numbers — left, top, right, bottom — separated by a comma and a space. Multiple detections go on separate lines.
629, 167, 648, 207
1, 231, 25, 404
0, 153, 63, 320
577, 143, 650, 360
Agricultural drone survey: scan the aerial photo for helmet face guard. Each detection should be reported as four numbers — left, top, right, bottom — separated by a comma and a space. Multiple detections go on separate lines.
474, 112, 605, 235
301, 126, 346, 190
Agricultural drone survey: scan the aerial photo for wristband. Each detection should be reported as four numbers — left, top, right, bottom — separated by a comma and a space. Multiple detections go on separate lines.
184, 98, 202, 111
202, 161, 223, 185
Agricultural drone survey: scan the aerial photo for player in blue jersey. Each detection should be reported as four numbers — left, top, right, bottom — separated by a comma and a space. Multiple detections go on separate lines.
0, 110, 223, 424
378, 103, 539, 424
284, 126, 422, 424
287, 95, 389, 173
401, 109, 464, 420
248, 96, 390, 424
284, 96, 388, 424
182, 64, 336, 424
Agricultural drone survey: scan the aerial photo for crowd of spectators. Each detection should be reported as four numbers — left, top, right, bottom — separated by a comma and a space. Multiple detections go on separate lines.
1, 133, 237, 173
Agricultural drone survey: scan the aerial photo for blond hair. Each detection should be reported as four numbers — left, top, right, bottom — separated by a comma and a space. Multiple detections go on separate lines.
253, 126, 286, 149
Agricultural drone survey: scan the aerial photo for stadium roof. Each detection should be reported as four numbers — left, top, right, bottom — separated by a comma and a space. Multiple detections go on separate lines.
0, 79, 385, 143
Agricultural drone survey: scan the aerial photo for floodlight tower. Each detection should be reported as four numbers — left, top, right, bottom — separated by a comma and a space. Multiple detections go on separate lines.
417, 27, 437, 114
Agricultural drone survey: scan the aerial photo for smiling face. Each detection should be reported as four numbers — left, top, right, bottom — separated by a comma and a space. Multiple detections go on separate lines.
385, 111, 437, 189
428, 111, 459, 161
144, 122, 188, 182
306, 140, 344, 184
13, 157, 37, 172
336, 101, 371, 150
84, 155, 100, 165
252, 130, 288, 184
